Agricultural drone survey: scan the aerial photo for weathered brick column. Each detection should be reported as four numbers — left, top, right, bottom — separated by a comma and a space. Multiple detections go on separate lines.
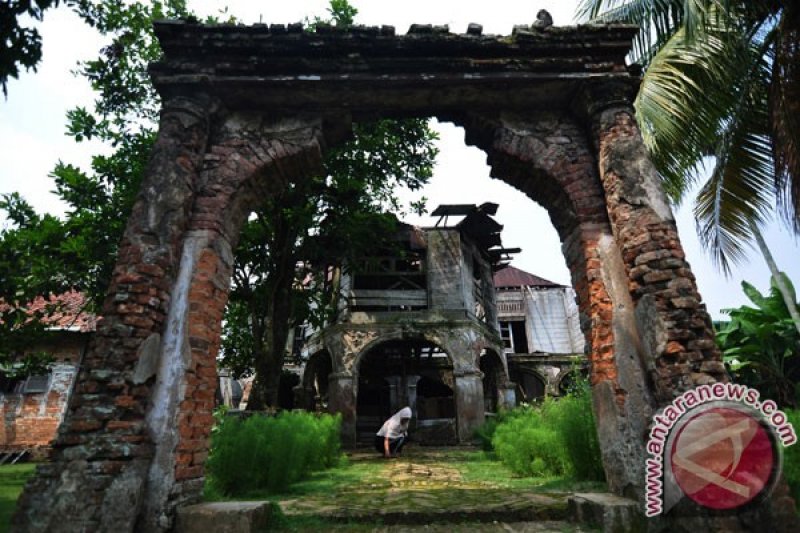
12, 105, 329, 532
577, 81, 728, 404
12, 95, 215, 533
577, 82, 800, 531
459, 112, 657, 498
138, 112, 328, 530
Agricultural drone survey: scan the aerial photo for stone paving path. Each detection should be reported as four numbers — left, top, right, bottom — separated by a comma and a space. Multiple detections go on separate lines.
277, 447, 587, 530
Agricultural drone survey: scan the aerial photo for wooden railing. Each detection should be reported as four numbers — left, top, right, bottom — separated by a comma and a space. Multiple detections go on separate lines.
347, 289, 427, 310
497, 300, 524, 314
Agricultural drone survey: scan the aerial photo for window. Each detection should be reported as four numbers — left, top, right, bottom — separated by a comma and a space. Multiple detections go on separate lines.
0, 372, 51, 394
499, 322, 512, 350
23, 374, 50, 394
499, 320, 529, 354
0, 373, 25, 394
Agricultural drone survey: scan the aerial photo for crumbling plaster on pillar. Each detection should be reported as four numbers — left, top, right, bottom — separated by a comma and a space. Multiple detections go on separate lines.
141, 230, 234, 531
594, 232, 657, 499
13, 94, 215, 533
463, 109, 662, 499
578, 85, 728, 401
141, 232, 203, 531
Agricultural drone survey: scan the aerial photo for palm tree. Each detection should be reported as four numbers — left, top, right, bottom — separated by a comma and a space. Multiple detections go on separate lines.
577, 1, 800, 330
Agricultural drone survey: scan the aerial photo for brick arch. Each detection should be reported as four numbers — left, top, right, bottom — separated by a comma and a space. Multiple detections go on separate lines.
456, 111, 656, 496
456, 112, 617, 384
140, 111, 330, 530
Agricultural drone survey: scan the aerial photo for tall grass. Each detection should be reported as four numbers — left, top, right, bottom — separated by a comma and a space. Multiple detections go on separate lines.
486, 389, 605, 482
206, 410, 342, 496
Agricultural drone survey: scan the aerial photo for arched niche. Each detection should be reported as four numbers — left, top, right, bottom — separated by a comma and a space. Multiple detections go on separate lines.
513, 369, 547, 404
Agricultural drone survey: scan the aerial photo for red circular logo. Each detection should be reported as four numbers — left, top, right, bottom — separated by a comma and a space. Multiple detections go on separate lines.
670, 406, 776, 510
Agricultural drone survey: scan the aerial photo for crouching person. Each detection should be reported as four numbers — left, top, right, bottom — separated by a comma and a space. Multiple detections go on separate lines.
375, 406, 412, 458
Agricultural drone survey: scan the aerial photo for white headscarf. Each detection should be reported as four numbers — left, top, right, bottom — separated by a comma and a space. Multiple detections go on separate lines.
377, 407, 412, 439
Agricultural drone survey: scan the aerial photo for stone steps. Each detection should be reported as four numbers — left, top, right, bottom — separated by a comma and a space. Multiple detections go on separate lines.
280, 491, 569, 525
176, 492, 644, 532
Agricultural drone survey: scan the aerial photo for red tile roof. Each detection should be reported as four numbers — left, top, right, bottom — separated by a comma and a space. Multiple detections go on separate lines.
493, 265, 563, 289
1, 291, 97, 332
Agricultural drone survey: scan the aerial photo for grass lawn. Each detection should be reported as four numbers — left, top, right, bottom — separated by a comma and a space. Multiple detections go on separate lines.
205, 453, 389, 501
206, 448, 606, 501
457, 450, 606, 492
0, 464, 36, 533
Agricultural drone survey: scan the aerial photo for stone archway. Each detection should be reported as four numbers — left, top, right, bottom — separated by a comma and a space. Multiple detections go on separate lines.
13, 20, 792, 533
480, 348, 512, 413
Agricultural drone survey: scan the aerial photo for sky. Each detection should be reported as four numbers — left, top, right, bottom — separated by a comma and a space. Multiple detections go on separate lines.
1, 0, 798, 320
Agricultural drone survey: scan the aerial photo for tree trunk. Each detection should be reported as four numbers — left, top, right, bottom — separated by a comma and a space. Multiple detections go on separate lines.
751, 221, 800, 335
247, 285, 293, 409
247, 349, 284, 410
247, 235, 296, 410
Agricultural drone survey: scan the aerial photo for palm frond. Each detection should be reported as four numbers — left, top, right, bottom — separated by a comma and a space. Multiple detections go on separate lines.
576, 1, 688, 65
693, 55, 775, 273
635, 24, 747, 200
769, 7, 800, 229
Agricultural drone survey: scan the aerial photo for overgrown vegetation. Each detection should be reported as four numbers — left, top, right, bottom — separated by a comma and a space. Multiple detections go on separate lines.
717, 274, 800, 408
205, 411, 343, 497
479, 389, 605, 482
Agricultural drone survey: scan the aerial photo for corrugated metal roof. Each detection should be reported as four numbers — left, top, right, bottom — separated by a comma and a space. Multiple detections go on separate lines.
493, 265, 564, 289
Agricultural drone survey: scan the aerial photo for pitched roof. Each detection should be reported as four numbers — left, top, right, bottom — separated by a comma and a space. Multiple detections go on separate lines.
0, 291, 97, 332
493, 265, 563, 289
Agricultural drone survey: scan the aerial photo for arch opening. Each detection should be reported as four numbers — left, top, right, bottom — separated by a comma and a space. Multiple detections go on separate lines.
356, 339, 456, 445
480, 348, 507, 414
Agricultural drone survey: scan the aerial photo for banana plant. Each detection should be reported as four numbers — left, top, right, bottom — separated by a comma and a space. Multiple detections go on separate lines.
717, 273, 800, 407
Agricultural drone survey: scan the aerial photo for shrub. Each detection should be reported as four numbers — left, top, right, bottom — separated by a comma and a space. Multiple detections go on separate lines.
492, 409, 569, 477
487, 388, 605, 482
206, 410, 342, 496
546, 387, 605, 481
474, 406, 531, 451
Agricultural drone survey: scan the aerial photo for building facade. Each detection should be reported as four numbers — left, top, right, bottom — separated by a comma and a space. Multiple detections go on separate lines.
0, 292, 94, 459
298, 205, 516, 445
494, 266, 587, 403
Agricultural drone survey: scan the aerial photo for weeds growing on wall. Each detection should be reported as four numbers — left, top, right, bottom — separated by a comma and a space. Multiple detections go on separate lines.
484, 388, 605, 481
205, 410, 342, 496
